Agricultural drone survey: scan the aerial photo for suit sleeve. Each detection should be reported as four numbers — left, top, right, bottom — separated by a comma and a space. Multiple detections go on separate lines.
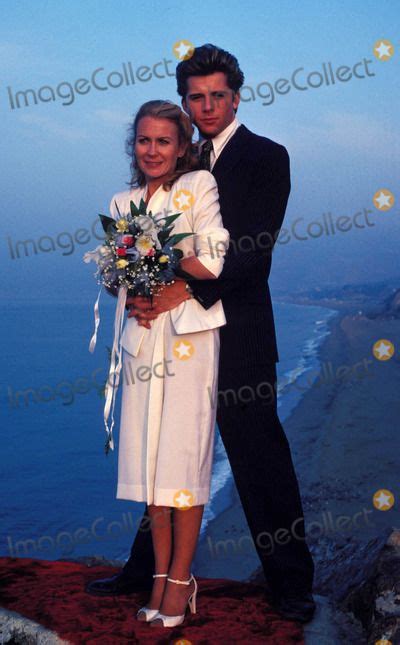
189, 144, 290, 309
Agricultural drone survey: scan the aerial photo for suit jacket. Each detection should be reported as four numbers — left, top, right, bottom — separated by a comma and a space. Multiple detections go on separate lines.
189, 124, 291, 366
108, 171, 230, 357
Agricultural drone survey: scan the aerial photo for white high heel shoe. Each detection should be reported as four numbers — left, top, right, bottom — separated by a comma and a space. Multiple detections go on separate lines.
136, 573, 168, 622
150, 573, 198, 628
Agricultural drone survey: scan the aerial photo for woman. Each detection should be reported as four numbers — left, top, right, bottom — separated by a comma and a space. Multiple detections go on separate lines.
108, 100, 229, 628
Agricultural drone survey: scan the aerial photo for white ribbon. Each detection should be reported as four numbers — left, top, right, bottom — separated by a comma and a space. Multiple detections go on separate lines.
88, 285, 127, 454
102, 286, 127, 454
89, 287, 102, 354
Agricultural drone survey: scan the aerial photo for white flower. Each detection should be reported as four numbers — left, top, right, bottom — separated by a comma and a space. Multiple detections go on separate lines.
135, 235, 154, 256
135, 215, 161, 249
83, 245, 111, 264
135, 215, 153, 232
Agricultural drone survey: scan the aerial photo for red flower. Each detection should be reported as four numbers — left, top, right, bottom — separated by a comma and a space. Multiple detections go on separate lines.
122, 235, 135, 247
116, 247, 127, 256
146, 248, 156, 257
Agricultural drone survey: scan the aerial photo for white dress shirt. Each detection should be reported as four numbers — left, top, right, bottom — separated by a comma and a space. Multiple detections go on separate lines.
199, 117, 241, 170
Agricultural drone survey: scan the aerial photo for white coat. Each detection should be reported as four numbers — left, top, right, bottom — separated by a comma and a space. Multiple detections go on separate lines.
109, 170, 229, 506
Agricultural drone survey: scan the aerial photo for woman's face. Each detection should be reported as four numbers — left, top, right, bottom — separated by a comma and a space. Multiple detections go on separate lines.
135, 116, 186, 183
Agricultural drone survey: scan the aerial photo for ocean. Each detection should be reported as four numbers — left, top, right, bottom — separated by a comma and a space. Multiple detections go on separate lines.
1, 300, 335, 564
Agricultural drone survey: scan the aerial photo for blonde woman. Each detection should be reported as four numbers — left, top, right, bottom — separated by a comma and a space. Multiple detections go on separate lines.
109, 100, 229, 628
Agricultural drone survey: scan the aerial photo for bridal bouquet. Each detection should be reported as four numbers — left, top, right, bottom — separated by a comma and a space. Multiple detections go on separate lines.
84, 198, 193, 299
84, 198, 193, 455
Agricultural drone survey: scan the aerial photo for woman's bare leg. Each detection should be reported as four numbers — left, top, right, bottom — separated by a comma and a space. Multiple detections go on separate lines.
151, 504, 204, 621
137, 504, 172, 617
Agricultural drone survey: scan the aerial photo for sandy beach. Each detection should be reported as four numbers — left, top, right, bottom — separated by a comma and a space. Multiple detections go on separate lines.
195, 282, 400, 590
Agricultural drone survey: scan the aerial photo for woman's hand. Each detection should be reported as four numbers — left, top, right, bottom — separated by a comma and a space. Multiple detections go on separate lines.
126, 281, 191, 328
126, 295, 154, 328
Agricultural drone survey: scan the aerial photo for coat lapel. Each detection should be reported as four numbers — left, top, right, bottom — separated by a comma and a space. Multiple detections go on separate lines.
212, 124, 249, 181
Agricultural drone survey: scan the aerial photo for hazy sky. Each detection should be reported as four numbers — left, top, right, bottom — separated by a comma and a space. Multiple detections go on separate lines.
1, 0, 399, 301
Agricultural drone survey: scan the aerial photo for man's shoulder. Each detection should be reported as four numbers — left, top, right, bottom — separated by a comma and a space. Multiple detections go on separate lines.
235, 124, 289, 161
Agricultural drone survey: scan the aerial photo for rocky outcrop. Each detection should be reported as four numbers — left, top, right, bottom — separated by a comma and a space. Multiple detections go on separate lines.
249, 528, 400, 643
312, 528, 393, 602
0, 607, 70, 644
341, 528, 400, 644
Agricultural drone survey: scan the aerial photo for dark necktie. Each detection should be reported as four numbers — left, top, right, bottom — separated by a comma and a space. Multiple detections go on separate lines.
199, 139, 213, 171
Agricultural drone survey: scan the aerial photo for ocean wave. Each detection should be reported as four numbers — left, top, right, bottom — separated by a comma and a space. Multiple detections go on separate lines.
278, 308, 337, 398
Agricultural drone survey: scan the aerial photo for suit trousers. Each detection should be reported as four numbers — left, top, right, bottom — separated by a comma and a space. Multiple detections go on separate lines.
122, 361, 314, 596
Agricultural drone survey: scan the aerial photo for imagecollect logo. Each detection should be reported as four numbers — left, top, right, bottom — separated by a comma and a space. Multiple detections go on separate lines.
241, 56, 376, 107
7, 57, 175, 110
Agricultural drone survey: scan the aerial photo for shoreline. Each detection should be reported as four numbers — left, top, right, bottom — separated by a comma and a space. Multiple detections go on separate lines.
276, 301, 339, 423
198, 301, 338, 543
195, 300, 348, 580
199, 302, 337, 544
196, 289, 400, 586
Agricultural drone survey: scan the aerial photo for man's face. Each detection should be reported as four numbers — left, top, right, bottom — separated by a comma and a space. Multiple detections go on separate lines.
182, 71, 240, 138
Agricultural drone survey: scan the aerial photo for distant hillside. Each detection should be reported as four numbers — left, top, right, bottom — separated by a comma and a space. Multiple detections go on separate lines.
367, 287, 400, 320
273, 278, 400, 318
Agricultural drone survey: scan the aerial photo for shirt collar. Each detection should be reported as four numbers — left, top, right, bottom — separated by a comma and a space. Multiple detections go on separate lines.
199, 117, 240, 158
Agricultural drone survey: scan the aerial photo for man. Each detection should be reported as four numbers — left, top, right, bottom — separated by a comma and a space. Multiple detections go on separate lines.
86, 44, 315, 623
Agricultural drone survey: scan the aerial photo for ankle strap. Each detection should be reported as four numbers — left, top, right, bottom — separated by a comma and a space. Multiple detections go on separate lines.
167, 573, 193, 585
153, 573, 168, 578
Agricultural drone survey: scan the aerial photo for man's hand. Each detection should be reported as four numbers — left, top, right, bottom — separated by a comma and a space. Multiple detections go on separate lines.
126, 280, 191, 328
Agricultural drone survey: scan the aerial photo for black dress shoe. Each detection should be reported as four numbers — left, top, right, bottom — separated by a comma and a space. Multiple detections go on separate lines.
272, 591, 316, 623
85, 572, 153, 596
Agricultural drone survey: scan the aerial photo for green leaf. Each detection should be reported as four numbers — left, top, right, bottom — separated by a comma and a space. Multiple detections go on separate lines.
163, 225, 175, 237
130, 200, 140, 217
114, 201, 122, 218
168, 232, 194, 245
157, 232, 169, 246
157, 225, 177, 245
161, 213, 182, 228
99, 214, 117, 234
138, 198, 147, 215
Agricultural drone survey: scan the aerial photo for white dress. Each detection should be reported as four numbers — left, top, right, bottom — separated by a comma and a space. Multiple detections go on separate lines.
108, 170, 229, 507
